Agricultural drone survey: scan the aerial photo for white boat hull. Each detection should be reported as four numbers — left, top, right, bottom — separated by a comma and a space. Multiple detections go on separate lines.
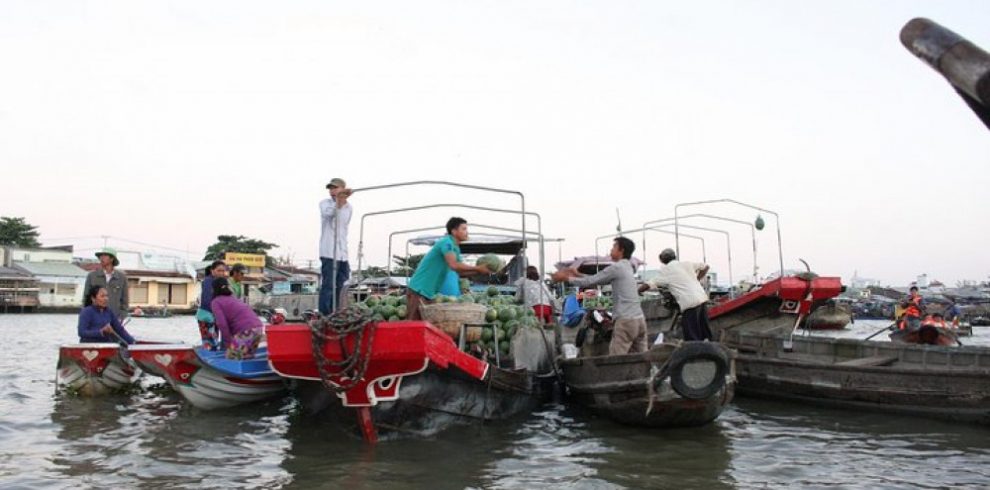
56, 344, 138, 396
129, 344, 286, 410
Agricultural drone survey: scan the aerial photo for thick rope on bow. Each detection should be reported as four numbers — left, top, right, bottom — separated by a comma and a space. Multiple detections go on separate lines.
309, 306, 377, 394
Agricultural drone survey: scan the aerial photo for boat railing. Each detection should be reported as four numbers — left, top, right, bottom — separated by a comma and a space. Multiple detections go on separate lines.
728, 330, 990, 370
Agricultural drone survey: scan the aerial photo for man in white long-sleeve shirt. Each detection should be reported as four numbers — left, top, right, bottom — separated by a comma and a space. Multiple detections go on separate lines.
319, 177, 353, 314
552, 237, 647, 355
640, 248, 712, 341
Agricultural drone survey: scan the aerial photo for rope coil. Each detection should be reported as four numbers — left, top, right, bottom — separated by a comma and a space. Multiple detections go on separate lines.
309, 306, 377, 394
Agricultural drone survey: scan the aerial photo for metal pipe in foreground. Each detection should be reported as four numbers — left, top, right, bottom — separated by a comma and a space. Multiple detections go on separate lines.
901, 18, 990, 128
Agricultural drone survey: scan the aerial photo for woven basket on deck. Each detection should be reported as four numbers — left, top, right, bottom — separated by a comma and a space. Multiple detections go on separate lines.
419, 303, 487, 342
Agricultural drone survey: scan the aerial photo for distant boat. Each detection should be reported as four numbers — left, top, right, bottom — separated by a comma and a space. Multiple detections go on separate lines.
803, 302, 852, 330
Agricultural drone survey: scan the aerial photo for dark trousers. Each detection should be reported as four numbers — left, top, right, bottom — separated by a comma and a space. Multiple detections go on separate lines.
681, 303, 713, 341
319, 258, 350, 315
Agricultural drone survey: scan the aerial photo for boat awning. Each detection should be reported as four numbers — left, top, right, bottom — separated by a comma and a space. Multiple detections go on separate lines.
408, 234, 530, 255
555, 255, 644, 275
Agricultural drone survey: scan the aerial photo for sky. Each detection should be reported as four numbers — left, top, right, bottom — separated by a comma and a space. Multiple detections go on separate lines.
1, 1, 988, 287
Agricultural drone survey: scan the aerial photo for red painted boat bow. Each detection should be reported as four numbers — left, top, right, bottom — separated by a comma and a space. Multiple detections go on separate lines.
266, 321, 490, 407
709, 276, 843, 319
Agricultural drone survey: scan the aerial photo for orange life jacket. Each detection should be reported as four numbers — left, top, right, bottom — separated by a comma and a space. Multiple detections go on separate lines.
904, 294, 923, 318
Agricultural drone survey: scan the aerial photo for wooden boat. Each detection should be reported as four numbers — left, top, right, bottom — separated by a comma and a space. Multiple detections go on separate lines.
712, 275, 990, 424
560, 341, 735, 427
888, 325, 961, 346
802, 302, 851, 330
266, 320, 550, 442
56, 343, 138, 396
128, 344, 287, 410
724, 331, 990, 424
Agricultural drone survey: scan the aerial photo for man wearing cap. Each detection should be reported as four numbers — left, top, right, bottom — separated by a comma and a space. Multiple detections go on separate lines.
639, 248, 711, 341
319, 177, 353, 314
83, 248, 129, 319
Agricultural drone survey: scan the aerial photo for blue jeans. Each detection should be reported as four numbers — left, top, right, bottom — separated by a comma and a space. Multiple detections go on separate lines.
319, 258, 350, 314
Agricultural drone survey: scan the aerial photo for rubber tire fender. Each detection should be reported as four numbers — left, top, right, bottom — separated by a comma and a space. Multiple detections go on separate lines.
667, 341, 729, 400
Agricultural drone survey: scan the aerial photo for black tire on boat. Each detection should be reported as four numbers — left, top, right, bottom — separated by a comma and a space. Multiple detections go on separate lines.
667, 342, 729, 400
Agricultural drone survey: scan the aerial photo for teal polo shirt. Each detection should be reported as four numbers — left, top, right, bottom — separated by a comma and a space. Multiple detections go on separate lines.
409, 235, 461, 300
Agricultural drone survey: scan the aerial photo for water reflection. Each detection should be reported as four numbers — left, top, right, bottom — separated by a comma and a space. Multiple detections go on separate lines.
726, 398, 990, 488
49, 383, 294, 488
5, 315, 990, 489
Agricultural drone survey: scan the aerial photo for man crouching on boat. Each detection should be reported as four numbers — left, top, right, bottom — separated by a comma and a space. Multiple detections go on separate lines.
405, 217, 493, 320
551, 237, 647, 355
639, 248, 712, 341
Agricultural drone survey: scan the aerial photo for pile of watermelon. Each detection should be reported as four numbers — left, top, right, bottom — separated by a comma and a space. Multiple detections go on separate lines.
359, 287, 545, 360
357, 294, 408, 322
471, 302, 541, 357
582, 296, 614, 310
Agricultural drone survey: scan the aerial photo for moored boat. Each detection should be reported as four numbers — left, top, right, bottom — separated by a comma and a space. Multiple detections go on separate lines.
888, 324, 961, 346
56, 343, 138, 396
725, 331, 990, 424
129, 344, 287, 410
560, 341, 735, 427
802, 301, 852, 330
712, 275, 990, 424
266, 319, 550, 442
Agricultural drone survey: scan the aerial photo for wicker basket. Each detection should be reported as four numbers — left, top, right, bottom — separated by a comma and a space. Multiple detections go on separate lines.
420, 303, 487, 342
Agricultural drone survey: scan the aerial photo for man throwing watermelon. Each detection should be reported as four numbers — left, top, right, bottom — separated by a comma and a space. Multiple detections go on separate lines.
405, 217, 493, 320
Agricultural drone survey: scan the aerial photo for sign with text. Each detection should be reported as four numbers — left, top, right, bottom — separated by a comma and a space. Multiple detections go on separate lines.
224, 252, 266, 268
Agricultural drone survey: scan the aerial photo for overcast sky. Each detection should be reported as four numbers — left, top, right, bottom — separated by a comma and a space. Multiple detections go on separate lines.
2, 1, 988, 287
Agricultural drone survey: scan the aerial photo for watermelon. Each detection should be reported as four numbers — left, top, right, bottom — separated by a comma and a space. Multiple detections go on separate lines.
396, 305, 407, 318
381, 305, 397, 318
476, 254, 505, 273
388, 315, 400, 322
499, 340, 510, 354
365, 296, 381, 307
486, 286, 499, 297
485, 308, 498, 322
499, 307, 517, 321
372, 314, 385, 322
460, 295, 475, 304
481, 326, 493, 342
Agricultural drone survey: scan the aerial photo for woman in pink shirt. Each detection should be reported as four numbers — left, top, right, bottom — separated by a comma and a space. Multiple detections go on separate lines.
210, 278, 264, 358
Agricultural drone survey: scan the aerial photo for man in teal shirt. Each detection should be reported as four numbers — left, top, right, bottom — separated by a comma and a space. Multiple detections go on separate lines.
406, 217, 491, 320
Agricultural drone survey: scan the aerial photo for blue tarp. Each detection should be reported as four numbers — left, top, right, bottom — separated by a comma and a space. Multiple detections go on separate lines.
560, 294, 586, 328
195, 346, 275, 378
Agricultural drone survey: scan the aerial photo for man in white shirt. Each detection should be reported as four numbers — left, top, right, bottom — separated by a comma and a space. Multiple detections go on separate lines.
640, 248, 712, 341
319, 177, 353, 314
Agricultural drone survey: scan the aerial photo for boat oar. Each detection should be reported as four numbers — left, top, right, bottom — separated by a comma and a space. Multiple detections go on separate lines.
106, 329, 140, 372
864, 322, 897, 341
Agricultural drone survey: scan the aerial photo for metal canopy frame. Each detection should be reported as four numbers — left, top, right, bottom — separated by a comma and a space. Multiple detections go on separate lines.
645, 223, 733, 288
643, 213, 760, 283
674, 199, 783, 281
594, 227, 708, 271
343, 181, 527, 312
385, 223, 558, 277
400, 225, 561, 309
356, 203, 545, 286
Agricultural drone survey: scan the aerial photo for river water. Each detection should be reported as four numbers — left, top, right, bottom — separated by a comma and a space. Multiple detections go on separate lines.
1, 314, 989, 489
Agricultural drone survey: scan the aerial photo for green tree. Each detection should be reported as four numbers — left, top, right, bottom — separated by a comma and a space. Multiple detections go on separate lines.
204, 235, 278, 266
358, 266, 390, 279
0, 217, 41, 248
392, 254, 425, 276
